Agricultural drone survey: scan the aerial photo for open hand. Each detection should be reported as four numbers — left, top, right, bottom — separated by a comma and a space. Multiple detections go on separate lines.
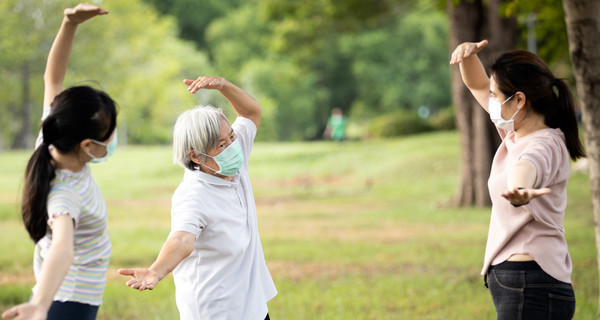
450, 40, 488, 65
501, 187, 551, 206
2, 303, 47, 320
118, 268, 160, 291
64, 3, 108, 24
183, 76, 229, 93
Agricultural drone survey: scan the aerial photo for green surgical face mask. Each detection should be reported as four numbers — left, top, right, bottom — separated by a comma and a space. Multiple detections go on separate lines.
202, 138, 244, 176
87, 129, 118, 163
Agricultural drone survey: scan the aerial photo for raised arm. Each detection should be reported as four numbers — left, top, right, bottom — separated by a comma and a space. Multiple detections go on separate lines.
449, 40, 491, 111
43, 3, 108, 114
183, 76, 262, 128
118, 231, 195, 291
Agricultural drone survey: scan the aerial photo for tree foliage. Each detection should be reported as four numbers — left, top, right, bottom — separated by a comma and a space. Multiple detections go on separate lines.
0, 0, 211, 146
0, 0, 65, 149
203, 0, 451, 140
340, 5, 451, 118
141, 0, 243, 49
504, 0, 570, 67
0, 0, 577, 146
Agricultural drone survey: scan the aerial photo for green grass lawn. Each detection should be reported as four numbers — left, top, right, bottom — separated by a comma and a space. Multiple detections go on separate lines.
0, 131, 597, 319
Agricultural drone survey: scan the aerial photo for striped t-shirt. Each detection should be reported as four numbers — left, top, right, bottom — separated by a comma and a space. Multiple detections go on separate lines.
33, 164, 111, 306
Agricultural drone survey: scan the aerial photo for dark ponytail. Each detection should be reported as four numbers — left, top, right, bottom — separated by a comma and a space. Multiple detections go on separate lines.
22, 86, 117, 243
550, 78, 585, 160
490, 50, 585, 160
22, 142, 56, 242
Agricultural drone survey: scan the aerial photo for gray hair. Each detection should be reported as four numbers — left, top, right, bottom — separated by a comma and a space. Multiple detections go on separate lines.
173, 105, 228, 169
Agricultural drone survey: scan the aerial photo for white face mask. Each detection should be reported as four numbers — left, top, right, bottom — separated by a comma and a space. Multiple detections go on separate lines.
488, 94, 518, 131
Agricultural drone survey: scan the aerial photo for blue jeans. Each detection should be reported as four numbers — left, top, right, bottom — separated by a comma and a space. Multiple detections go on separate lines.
486, 261, 575, 320
47, 300, 99, 320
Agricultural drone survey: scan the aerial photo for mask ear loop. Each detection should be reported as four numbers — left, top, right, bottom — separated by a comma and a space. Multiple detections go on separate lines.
500, 94, 517, 121
502, 94, 516, 105
508, 108, 520, 121
198, 152, 220, 173
200, 162, 219, 173
85, 141, 108, 162
91, 139, 111, 158
507, 93, 525, 121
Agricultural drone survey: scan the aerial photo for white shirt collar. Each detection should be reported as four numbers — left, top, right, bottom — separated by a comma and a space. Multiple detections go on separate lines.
184, 168, 236, 187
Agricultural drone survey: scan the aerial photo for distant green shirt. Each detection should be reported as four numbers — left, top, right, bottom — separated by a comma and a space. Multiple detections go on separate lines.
327, 115, 347, 141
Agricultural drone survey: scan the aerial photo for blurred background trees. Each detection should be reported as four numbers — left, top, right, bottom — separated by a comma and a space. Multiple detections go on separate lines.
0, 0, 579, 206
0, 0, 453, 146
0, 0, 583, 207
2, 0, 599, 313
0, 0, 210, 148
0, 0, 575, 147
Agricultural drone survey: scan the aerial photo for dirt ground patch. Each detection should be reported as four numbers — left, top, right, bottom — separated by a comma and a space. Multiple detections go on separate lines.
0, 272, 34, 286
266, 260, 428, 282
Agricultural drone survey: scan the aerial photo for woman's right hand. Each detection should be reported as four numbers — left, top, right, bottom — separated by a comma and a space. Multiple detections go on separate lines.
2, 303, 47, 320
450, 40, 488, 65
118, 268, 161, 291
64, 3, 108, 24
501, 187, 552, 207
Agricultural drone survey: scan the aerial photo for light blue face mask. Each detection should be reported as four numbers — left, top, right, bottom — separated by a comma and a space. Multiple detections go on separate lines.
87, 129, 118, 163
202, 138, 244, 176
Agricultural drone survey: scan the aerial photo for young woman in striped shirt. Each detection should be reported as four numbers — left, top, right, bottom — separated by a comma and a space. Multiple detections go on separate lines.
2, 3, 117, 320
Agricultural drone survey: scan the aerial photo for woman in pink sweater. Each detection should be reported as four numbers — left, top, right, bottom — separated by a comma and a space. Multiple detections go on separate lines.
450, 40, 585, 319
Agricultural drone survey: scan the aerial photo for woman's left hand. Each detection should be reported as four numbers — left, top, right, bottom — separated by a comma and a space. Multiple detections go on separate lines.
449, 40, 488, 65
501, 187, 551, 206
184, 76, 229, 93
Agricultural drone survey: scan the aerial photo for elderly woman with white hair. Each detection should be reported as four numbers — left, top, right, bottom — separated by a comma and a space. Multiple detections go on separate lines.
118, 76, 277, 320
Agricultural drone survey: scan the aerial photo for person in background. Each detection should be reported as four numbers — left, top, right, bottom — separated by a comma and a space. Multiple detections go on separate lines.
450, 40, 585, 320
118, 76, 276, 320
323, 107, 347, 141
2, 3, 117, 320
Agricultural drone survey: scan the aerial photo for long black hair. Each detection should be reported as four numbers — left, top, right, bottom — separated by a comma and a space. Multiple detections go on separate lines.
490, 50, 585, 161
22, 86, 117, 242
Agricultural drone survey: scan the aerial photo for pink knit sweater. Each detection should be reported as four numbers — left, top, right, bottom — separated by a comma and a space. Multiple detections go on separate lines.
482, 127, 572, 283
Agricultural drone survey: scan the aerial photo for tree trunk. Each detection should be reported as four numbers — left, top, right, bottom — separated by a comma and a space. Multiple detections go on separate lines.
11, 64, 33, 149
562, 0, 600, 317
447, 0, 517, 207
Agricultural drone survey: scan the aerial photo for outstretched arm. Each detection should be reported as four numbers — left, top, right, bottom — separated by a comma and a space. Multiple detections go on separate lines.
43, 3, 108, 114
449, 40, 491, 111
2, 215, 74, 320
501, 159, 551, 206
118, 231, 195, 291
183, 76, 262, 128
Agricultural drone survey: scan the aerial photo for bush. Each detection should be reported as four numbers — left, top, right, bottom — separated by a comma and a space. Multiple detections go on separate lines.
430, 107, 456, 131
368, 112, 433, 138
